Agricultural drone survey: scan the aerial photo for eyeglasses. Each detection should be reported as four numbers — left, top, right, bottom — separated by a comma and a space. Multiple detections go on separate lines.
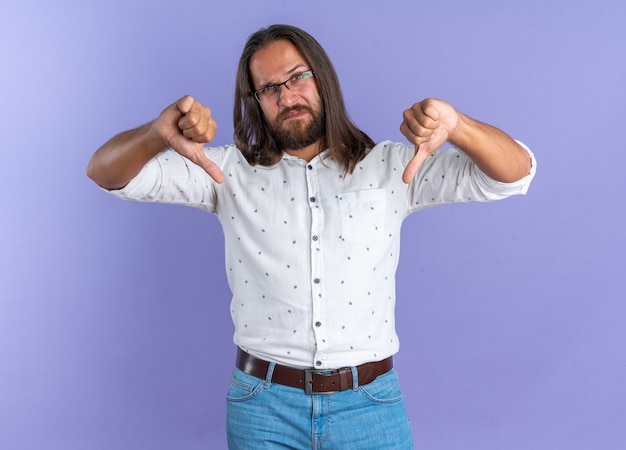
252, 70, 315, 103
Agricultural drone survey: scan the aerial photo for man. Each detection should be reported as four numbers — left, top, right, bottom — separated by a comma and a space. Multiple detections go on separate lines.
87, 24, 535, 449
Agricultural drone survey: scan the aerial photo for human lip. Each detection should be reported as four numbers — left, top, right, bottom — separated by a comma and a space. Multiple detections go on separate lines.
281, 107, 308, 121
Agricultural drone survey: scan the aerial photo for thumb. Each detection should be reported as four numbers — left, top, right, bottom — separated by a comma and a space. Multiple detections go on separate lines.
402, 146, 430, 184
168, 134, 225, 184
195, 153, 225, 184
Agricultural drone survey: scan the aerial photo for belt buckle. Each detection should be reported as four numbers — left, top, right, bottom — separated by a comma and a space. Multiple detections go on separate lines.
304, 368, 334, 395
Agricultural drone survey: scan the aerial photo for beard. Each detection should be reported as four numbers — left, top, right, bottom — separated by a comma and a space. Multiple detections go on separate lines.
268, 103, 326, 151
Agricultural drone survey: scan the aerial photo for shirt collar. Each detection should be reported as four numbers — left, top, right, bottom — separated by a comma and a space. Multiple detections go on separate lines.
281, 148, 332, 164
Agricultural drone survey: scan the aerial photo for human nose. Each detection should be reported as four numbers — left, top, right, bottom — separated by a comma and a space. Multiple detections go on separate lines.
277, 82, 298, 106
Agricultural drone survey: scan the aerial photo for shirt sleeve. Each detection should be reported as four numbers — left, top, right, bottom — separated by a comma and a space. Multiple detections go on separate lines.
104, 146, 226, 214
404, 140, 537, 212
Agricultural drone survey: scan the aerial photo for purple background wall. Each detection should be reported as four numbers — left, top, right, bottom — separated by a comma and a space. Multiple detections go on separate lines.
1, 0, 625, 448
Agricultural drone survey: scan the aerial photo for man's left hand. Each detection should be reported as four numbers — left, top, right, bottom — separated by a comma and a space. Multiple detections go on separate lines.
399, 98, 460, 183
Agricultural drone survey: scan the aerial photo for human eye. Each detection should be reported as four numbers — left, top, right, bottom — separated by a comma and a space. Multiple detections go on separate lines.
257, 84, 277, 99
292, 72, 308, 83
262, 85, 278, 94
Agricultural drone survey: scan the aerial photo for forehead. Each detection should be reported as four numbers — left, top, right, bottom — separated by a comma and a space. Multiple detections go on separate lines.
249, 39, 308, 86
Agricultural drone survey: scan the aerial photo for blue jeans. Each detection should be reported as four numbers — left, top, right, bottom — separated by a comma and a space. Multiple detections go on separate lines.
226, 364, 413, 449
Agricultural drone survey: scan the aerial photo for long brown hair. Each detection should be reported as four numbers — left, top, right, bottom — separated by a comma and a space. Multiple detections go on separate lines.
233, 24, 374, 174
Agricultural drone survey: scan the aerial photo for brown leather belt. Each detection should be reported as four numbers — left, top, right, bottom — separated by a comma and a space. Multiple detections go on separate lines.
236, 348, 393, 395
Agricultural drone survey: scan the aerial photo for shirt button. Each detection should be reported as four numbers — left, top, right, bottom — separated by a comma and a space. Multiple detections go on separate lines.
315, 361, 322, 367
315, 321, 322, 327
312, 235, 318, 241
309, 197, 316, 202
307, 165, 313, 170
314, 278, 320, 284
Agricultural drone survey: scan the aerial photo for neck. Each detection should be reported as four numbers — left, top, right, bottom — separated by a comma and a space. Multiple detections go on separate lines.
284, 140, 324, 162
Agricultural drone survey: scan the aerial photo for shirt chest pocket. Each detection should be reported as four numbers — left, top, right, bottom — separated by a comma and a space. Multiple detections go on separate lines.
338, 189, 386, 246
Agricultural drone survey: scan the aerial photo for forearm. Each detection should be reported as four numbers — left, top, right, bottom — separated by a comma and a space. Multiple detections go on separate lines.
86, 122, 167, 190
449, 114, 532, 183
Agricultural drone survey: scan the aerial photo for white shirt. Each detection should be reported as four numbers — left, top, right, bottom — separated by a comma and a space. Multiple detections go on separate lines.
110, 140, 536, 369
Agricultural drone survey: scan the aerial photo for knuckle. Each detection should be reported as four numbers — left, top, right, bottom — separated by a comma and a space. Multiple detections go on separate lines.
189, 110, 201, 125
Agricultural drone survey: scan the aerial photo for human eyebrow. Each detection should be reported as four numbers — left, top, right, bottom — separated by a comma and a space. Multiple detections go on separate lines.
285, 64, 307, 76
260, 64, 307, 88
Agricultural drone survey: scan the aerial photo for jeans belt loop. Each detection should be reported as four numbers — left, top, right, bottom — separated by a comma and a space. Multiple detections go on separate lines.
351, 365, 359, 390
264, 362, 276, 388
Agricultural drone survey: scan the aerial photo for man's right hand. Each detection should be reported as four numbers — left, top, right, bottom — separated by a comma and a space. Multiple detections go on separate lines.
87, 95, 225, 189
153, 95, 224, 183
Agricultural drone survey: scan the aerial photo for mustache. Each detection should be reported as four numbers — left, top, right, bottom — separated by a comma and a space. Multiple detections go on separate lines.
278, 105, 313, 121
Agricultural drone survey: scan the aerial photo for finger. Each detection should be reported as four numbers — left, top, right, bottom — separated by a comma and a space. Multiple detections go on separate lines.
183, 118, 218, 142
400, 111, 437, 147
402, 146, 430, 184
399, 120, 433, 147
179, 107, 217, 143
420, 99, 441, 122
403, 105, 439, 136
173, 139, 225, 184
195, 153, 225, 184
178, 103, 202, 130
176, 95, 195, 115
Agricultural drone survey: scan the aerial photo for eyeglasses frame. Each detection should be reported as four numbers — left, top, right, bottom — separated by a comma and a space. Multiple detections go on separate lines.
252, 70, 315, 103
